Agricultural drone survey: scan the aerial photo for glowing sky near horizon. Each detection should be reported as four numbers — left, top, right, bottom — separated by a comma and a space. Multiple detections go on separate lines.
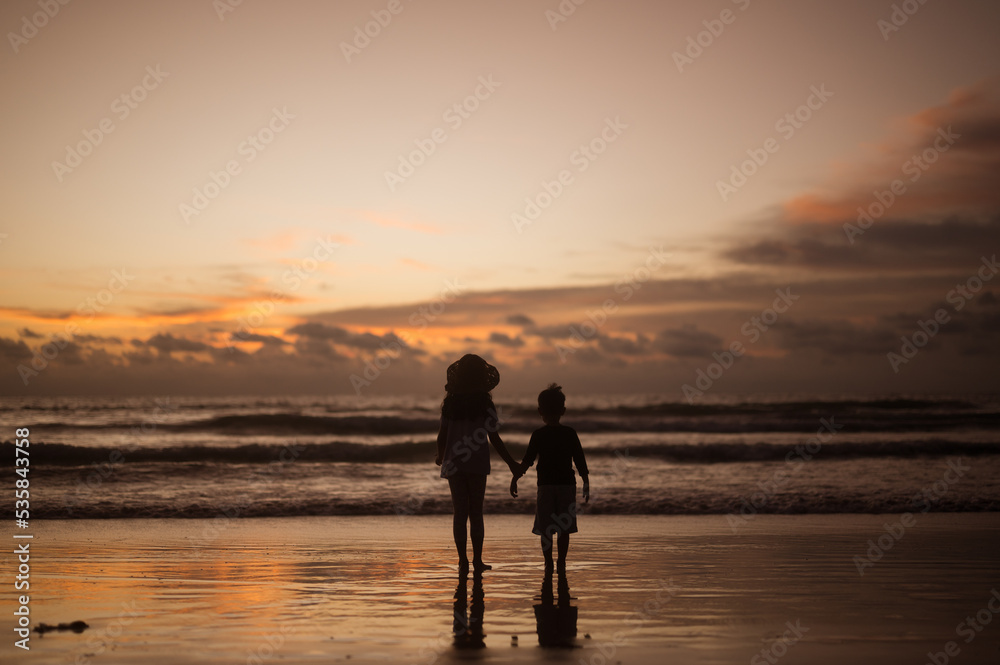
1, 0, 999, 395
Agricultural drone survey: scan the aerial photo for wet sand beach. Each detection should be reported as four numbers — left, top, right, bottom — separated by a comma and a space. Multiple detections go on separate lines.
4, 514, 999, 664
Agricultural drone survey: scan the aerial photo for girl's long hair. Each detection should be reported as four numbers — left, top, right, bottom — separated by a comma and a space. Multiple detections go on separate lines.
441, 391, 495, 421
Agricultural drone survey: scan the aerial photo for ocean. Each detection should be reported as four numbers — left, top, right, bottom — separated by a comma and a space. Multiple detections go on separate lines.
5, 393, 999, 519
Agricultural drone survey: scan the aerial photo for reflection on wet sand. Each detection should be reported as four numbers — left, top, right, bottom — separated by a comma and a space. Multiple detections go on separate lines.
533, 574, 579, 649
449, 570, 580, 653
452, 572, 485, 649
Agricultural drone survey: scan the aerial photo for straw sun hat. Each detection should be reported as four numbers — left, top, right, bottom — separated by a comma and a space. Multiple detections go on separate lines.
445, 354, 500, 394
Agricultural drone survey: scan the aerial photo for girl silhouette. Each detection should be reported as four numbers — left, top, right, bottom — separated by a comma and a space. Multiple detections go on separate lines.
435, 354, 519, 573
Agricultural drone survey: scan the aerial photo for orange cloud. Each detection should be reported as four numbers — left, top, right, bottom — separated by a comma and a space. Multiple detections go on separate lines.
783, 78, 1000, 224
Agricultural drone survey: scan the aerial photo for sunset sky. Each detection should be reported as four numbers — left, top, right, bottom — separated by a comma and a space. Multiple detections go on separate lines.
1, 0, 998, 396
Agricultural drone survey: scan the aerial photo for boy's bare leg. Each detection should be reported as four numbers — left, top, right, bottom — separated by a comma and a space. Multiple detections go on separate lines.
541, 534, 554, 576
556, 532, 569, 574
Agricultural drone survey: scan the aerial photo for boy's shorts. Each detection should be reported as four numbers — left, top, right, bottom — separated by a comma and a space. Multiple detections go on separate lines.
532, 484, 578, 537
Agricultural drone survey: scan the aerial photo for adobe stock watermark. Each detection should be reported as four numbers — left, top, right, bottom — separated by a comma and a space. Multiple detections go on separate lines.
726, 417, 841, 532
213, 0, 243, 21
877, 0, 930, 41
384, 75, 501, 192
852, 458, 968, 576
843, 125, 959, 244
7, 0, 72, 54
887, 255, 997, 373
52, 65, 169, 183
750, 620, 809, 665
350, 277, 466, 395
682, 287, 798, 402
672, 0, 752, 73
717, 84, 833, 202
62, 397, 177, 516
511, 116, 627, 233
555, 247, 670, 362
17, 268, 135, 386
192, 442, 304, 555
924, 589, 1000, 665
395, 405, 505, 520
72, 600, 143, 665
579, 579, 678, 665
513, 447, 634, 563
544, 0, 590, 31
340, 0, 416, 63
246, 622, 296, 665
228, 236, 341, 350
179, 107, 294, 223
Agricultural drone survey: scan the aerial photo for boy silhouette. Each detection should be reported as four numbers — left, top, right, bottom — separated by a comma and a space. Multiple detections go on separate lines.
511, 383, 589, 576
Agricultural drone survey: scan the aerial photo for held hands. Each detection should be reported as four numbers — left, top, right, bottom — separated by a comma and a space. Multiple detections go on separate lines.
509, 461, 523, 498
434, 453, 443, 466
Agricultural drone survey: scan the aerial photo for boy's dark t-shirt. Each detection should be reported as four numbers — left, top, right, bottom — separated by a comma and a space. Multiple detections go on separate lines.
522, 424, 588, 485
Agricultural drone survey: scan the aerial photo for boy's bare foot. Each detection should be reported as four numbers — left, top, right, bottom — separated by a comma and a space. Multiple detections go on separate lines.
473, 560, 492, 572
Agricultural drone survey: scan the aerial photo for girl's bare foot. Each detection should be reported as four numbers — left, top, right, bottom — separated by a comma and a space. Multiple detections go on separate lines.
473, 560, 492, 572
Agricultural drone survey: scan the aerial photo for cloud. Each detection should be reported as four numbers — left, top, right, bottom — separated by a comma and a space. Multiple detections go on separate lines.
775, 319, 899, 356
286, 322, 407, 351
230, 332, 289, 345
521, 324, 577, 341
139, 333, 211, 354
783, 78, 1000, 224
73, 334, 123, 345
18, 328, 42, 339
55, 342, 85, 365
725, 80, 1000, 274
597, 334, 649, 356
0, 337, 32, 363
488, 332, 525, 348
726, 216, 1000, 271
506, 314, 535, 326
654, 325, 722, 358
292, 337, 343, 361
